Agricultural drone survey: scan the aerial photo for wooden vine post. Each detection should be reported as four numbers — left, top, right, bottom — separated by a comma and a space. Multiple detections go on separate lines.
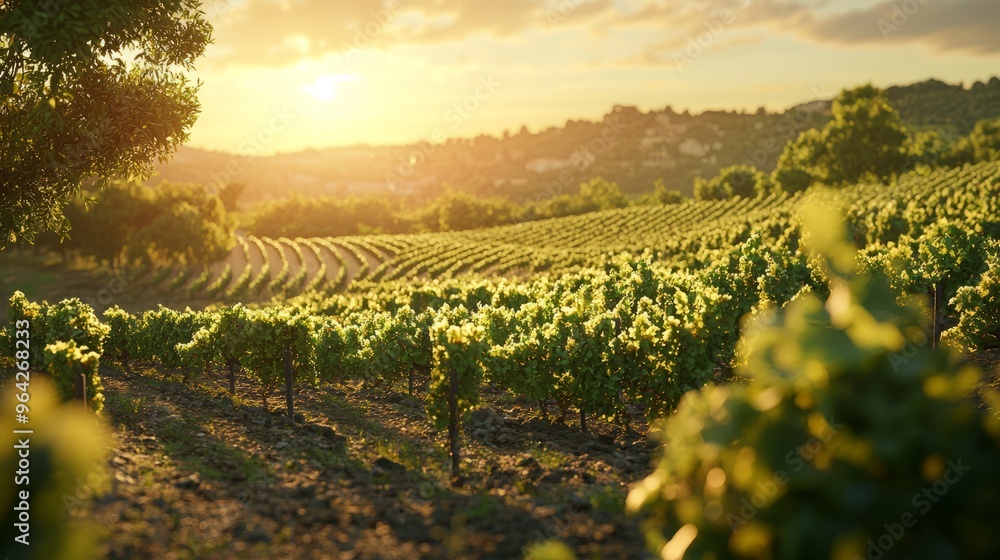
448, 367, 460, 479
427, 314, 486, 487
284, 346, 295, 423
931, 281, 944, 351
227, 359, 237, 396
74, 373, 87, 409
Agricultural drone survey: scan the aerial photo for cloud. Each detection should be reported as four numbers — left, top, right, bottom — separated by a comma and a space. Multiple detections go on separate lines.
204, 0, 1000, 68
805, 0, 1000, 55
207, 0, 545, 66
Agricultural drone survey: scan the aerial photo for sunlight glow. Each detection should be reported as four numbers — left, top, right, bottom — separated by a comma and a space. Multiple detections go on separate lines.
303, 74, 355, 102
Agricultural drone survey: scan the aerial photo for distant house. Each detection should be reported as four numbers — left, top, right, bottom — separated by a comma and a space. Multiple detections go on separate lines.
643, 147, 676, 168
797, 100, 828, 113
507, 150, 526, 164
678, 138, 708, 158
525, 158, 571, 173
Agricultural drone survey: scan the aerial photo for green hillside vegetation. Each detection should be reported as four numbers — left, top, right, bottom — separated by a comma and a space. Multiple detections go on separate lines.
148, 77, 1000, 205
3, 70, 1000, 559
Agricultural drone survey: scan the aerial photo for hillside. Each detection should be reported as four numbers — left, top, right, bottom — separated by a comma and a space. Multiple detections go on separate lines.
11, 161, 993, 316
151, 77, 1000, 205
9, 160, 1000, 559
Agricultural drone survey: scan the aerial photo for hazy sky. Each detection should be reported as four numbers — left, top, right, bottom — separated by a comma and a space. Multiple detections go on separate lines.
186, 0, 1000, 155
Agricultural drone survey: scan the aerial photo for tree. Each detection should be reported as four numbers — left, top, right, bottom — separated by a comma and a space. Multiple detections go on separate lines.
70, 182, 155, 270
772, 85, 909, 189
130, 184, 234, 268
637, 180, 684, 205
217, 182, 247, 212
946, 117, 1000, 166
0, 0, 212, 246
577, 177, 629, 211
422, 189, 522, 232
694, 165, 773, 201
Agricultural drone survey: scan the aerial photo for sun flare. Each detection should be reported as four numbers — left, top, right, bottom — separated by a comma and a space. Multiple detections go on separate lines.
303, 74, 351, 102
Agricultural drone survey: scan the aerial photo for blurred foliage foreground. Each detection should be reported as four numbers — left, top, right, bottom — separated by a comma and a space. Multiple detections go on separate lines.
623, 205, 1000, 560
2, 379, 111, 560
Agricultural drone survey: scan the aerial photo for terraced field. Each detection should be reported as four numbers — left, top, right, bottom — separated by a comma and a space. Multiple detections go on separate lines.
143, 162, 1000, 303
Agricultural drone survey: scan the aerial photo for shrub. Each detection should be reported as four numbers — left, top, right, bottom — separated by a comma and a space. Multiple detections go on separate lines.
628, 210, 1000, 560
8, 292, 109, 370
943, 254, 1000, 352
44, 340, 105, 413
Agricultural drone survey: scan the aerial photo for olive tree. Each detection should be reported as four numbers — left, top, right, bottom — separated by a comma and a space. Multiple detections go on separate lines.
0, 0, 212, 246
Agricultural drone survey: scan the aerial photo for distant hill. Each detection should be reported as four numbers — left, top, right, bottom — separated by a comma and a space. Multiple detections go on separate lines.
150, 77, 1000, 206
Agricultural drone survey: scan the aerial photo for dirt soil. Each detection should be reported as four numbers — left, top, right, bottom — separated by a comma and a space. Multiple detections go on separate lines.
82, 364, 660, 559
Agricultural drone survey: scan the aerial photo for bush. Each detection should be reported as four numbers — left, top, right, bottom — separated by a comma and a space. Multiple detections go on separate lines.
944, 254, 1000, 352
8, 292, 109, 371
628, 211, 1000, 560
694, 165, 773, 201
103, 306, 137, 369
44, 340, 105, 413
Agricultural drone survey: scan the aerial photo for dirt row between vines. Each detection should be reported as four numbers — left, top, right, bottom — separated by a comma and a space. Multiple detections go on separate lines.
83, 364, 659, 559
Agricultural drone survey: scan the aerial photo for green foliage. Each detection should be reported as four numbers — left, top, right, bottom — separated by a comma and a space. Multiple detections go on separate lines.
0, 0, 212, 246
523, 540, 577, 560
241, 308, 316, 402
419, 189, 523, 232
371, 306, 433, 386
130, 183, 235, 268
44, 340, 104, 413
944, 252, 1000, 352
946, 117, 1000, 166
8, 292, 109, 370
102, 305, 137, 366
205, 263, 234, 298
132, 306, 203, 369
426, 307, 488, 431
2, 379, 111, 559
773, 85, 910, 188
858, 220, 991, 302
694, 165, 773, 201
628, 211, 1000, 560
314, 316, 374, 383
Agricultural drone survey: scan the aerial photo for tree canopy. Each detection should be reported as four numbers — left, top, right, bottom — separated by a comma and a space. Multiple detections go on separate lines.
772, 85, 910, 191
694, 165, 773, 201
0, 0, 212, 246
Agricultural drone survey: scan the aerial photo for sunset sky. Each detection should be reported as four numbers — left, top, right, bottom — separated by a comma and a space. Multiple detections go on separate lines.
186, 0, 1000, 155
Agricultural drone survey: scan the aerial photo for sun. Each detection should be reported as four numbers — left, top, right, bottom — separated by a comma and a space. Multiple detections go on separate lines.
304, 74, 346, 102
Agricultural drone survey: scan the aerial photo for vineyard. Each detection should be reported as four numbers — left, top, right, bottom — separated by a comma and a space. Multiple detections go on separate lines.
5, 3, 1000, 557
5, 161, 1000, 558
134, 162, 1000, 302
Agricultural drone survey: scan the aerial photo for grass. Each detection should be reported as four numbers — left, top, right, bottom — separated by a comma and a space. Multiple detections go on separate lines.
105, 393, 147, 421
529, 444, 568, 470
582, 484, 626, 514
